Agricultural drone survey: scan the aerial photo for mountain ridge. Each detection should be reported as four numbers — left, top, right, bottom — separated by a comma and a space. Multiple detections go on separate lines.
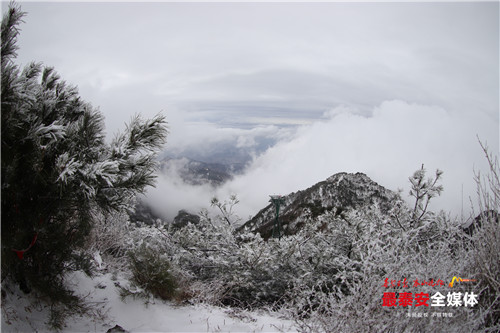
238, 172, 397, 239
160, 156, 246, 186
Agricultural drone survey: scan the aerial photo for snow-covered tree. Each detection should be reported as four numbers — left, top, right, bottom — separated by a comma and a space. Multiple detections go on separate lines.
1, 3, 167, 328
409, 164, 444, 227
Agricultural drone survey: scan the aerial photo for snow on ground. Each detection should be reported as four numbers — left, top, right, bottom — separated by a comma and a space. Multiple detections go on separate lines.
1, 271, 297, 333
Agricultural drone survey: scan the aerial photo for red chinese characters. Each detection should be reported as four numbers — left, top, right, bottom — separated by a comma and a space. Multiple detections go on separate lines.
383, 278, 409, 288
413, 279, 445, 288
382, 277, 446, 288
382, 292, 478, 307
414, 292, 430, 307
398, 292, 413, 307
382, 292, 398, 307
382, 278, 478, 309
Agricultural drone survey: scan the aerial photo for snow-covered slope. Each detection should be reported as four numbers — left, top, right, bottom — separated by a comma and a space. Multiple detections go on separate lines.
1, 271, 296, 332
239, 172, 397, 239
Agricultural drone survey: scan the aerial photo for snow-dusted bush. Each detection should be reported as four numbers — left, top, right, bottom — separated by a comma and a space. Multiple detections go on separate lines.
286, 209, 477, 332
121, 244, 179, 301
86, 210, 132, 272
467, 142, 500, 331
166, 202, 372, 309
156, 203, 283, 307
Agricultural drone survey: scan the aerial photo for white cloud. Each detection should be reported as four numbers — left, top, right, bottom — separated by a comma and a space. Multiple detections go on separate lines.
145, 159, 216, 221
14, 2, 498, 137
145, 100, 498, 222
164, 107, 293, 157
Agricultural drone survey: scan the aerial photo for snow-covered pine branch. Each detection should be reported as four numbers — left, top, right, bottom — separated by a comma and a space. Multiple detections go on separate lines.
1, 3, 169, 328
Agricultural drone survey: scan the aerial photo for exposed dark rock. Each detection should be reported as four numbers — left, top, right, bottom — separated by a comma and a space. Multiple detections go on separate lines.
463, 210, 499, 236
106, 324, 129, 333
128, 201, 163, 226
172, 210, 201, 230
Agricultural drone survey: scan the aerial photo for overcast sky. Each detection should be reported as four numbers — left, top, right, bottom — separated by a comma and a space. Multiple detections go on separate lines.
7, 1, 500, 221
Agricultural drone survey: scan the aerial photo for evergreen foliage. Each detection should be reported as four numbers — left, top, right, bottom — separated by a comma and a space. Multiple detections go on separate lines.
1, 3, 167, 327
409, 164, 444, 227
123, 244, 178, 301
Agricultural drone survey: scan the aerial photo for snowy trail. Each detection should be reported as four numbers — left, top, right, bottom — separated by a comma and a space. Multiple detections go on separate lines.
2, 271, 297, 333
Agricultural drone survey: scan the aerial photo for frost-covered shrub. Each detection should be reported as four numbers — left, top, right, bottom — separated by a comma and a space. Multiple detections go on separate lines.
169, 205, 366, 309
468, 142, 500, 331
86, 210, 132, 272
122, 244, 179, 301
286, 209, 476, 333
165, 208, 277, 307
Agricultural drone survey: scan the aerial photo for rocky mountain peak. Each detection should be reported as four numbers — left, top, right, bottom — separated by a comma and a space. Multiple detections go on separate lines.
238, 172, 397, 239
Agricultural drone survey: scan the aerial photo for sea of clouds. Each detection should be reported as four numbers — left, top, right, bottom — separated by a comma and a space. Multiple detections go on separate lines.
145, 100, 498, 224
